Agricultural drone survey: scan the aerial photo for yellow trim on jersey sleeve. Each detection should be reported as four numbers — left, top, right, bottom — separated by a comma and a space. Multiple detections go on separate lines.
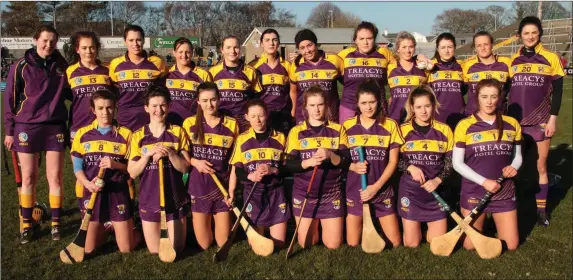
433, 121, 454, 152
378, 48, 395, 64
288, 62, 299, 83
501, 115, 523, 142
66, 62, 81, 81
108, 56, 127, 83
126, 128, 145, 161
195, 67, 213, 82
342, 116, 358, 130
325, 53, 344, 76
149, 55, 167, 77
453, 116, 476, 147
285, 124, 304, 154
386, 119, 405, 146
208, 63, 225, 80
223, 116, 239, 137
70, 125, 91, 157
244, 65, 263, 93
539, 49, 566, 77
229, 133, 247, 165
462, 58, 479, 82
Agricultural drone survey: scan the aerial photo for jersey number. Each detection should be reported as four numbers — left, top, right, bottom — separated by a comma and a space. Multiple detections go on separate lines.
90, 77, 97, 83
311, 72, 319, 78
485, 73, 492, 79
406, 78, 411, 85
258, 151, 266, 158
98, 144, 104, 151
207, 138, 213, 145
133, 73, 140, 78
444, 73, 452, 79
423, 143, 428, 150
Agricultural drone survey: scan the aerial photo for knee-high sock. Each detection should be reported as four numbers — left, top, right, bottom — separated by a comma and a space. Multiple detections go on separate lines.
49, 194, 62, 227
21, 193, 34, 230
536, 183, 549, 213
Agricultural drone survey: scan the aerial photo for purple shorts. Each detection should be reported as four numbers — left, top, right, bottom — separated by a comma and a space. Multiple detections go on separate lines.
78, 183, 133, 222
190, 189, 231, 214
117, 106, 149, 132
243, 186, 291, 227
522, 124, 548, 142
346, 186, 395, 218
139, 205, 189, 222
397, 190, 447, 222
460, 193, 517, 214
291, 190, 345, 219
13, 123, 67, 153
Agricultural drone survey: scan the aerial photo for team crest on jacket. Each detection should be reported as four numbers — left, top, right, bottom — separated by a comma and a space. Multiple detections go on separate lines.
75, 77, 83, 85
70, 131, 76, 140
438, 144, 444, 152
346, 199, 354, 207
222, 138, 229, 147
246, 203, 253, 213
472, 73, 479, 80
300, 139, 308, 148
299, 72, 305, 79
273, 151, 280, 160
218, 81, 223, 87
325, 72, 333, 78
506, 132, 513, 141
18, 132, 28, 143
400, 197, 410, 208
349, 137, 356, 145
332, 200, 341, 210
56, 134, 65, 143
384, 199, 392, 208
119, 72, 127, 79
393, 77, 399, 84
472, 133, 482, 142
433, 72, 439, 78
167, 79, 174, 86
406, 142, 414, 150
117, 204, 126, 215
349, 59, 356, 65
279, 203, 286, 213
113, 144, 120, 153
537, 66, 544, 73
83, 143, 91, 152
147, 71, 153, 78
512, 66, 518, 72
330, 139, 337, 148
244, 152, 252, 161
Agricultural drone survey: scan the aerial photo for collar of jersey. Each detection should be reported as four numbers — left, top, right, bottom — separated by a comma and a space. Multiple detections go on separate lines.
260, 52, 284, 64
519, 42, 544, 56
90, 119, 119, 130
303, 119, 329, 131
124, 50, 149, 62
300, 50, 326, 64
170, 61, 196, 74
223, 61, 245, 72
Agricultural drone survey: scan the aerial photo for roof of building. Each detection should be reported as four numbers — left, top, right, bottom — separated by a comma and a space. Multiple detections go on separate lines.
243, 27, 390, 46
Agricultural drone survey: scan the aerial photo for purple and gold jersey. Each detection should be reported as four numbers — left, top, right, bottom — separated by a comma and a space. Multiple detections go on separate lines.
462, 55, 511, 115
508, 43, 565, 125
344, 116, 403, 199
165, 63, 212, 125
230, 128, 286, 191
70, 120, 131, 192
209, 62, 263, 123
251, 53, 291, 112
289, 51, 344, 123
338, 47, 394, 111
387, 61, 428, 123
400, 120, 453, 187
109, 52, 167, 130
66, 63, 113, 136
454, 114, 522, 200
285, 120, 348, 199
428, 59, 465, 124
182, 115, 238, 196
126, 124, 189, 211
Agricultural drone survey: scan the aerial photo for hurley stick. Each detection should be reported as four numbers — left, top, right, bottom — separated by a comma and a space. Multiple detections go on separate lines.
158, 158, 177, 263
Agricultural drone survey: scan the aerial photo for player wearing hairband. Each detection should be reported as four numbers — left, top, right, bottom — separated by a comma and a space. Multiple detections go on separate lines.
71, 89, 141, 255
507, 16, 565, 226
285, 85, 350, 249
229, 99, 291, 248
428, 32, 465, 129
209, 36, 262, 132
462, 31, 511, 116
166, 37, 212, 126
182, 82, 239, 250
127, 85, 190, 254
398, 85, 454, 248
453, 79, 523, 251
4, 25, 69, 243
343, 79, 403, 248
338, 21, 394, 124
387, 31, 431, 124
109, 25, 168, 131
249, 29, 293, 135
289, 29, 344, 124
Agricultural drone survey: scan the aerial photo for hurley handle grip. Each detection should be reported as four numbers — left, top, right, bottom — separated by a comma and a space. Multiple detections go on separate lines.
431, 191, 451, 213
210, 173, 229, 198
355, 147, 367, 191
11, 151, 21, 184
468, 176, 505, 219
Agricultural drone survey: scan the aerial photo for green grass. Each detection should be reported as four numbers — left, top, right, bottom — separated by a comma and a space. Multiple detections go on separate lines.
1, 77, 572, 279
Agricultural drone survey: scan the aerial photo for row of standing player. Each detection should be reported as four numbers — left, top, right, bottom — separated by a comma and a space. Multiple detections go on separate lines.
3, 16, 564, 253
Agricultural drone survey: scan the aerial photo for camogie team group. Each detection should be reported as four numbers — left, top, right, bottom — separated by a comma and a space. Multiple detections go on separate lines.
3, 16, 565, 261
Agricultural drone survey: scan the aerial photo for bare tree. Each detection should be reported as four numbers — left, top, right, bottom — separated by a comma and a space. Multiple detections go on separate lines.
38, 2, 70, 29
512, 1, 571, 21
306, 2, 361, 28
432, 8, 491, 34
1, 2, 42, 36
112, 1, 146, 31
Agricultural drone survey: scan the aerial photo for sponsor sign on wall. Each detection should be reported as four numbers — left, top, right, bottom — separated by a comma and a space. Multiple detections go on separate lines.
1, 37, 150, 49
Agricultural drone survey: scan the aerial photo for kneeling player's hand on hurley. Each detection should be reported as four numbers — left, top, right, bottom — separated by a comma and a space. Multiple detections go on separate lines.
502, 165, 518, 178
360, 185, 379, 202
192, 159, 215, 174
421, 178, 441, 193
4, 135, 14, 150
482, 179, 501, 193
248, 171, 264, 182
86, 177, 102, 193
350, 161, 368, 174
99, 156, 116, 169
